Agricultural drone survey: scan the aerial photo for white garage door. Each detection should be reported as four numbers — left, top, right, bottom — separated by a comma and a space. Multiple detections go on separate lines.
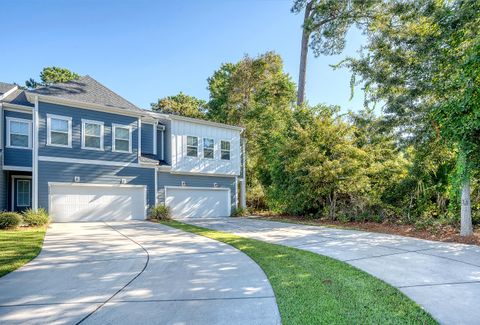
49, 183, 147, 222
165, 186, 231, 219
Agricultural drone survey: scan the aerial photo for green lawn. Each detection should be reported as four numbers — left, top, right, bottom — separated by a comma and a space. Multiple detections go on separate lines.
162, 220, 437, 325
0, 227, 47, 277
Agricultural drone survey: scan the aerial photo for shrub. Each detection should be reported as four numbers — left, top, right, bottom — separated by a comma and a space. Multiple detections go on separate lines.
0, 212, 22, 229
149, 204, 171, 220
231, 207, 249, 217
22, 208, 50, 227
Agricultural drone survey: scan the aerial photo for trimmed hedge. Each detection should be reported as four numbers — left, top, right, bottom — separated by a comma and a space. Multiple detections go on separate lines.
0, 212, 22, 229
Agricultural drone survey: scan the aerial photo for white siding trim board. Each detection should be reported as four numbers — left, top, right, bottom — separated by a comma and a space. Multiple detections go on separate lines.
3, 166, 32, 172
38, 155, 157, 169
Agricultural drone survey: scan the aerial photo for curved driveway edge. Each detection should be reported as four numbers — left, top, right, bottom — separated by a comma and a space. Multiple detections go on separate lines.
0, 221, 280, 325
184, 217, 480, 325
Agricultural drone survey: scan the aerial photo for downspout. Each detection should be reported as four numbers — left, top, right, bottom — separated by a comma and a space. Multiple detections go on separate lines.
161, 129, 164, 161
32, 96, 39, 211
153, 122, 157, 156
137, 118, 142, 161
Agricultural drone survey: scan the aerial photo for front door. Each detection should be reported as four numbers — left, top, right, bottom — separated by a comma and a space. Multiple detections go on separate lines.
14, 178, 32, 212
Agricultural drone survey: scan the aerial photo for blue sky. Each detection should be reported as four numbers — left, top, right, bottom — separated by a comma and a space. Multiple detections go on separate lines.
1, 0, 365, 111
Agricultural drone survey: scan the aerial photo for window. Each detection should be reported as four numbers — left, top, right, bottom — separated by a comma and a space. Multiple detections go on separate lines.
47, 115, 72, 147
82, 119, 104, 150
203, 138, 214, 159
221, 140, 231, 160
6, 118, 31, 149
112, 124, 132, 153
16, 179, 31, 207
186, 136, 198, 157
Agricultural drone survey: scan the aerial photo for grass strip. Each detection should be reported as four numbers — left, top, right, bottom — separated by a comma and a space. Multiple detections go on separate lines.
161, 220, 437, 325
0, 227, 46, 277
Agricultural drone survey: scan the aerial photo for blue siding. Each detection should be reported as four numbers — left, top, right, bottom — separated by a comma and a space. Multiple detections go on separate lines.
141, 123, 154, 155
157, 172, 237, 211
38, 161, 156, 211
4, 148, 32, 167
38, 102, 139, 163
4, 110, 32, 168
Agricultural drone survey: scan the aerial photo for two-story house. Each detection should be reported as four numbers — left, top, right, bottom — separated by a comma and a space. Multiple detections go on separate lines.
0, 76, 245, 221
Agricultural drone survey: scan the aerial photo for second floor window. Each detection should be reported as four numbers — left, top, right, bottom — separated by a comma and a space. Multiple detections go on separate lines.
221, 140, 231, 160
112, 124, 131, 153
7, 118, 31, 149
82, 119, 104, 150
203, 138, 214, 159
47, 115, 72, 147
187, 136, 198, 157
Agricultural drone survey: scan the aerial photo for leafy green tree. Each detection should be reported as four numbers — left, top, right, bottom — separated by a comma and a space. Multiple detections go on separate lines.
343, 0, 480, 235
265, 105, 407, 220
25, 66, 79, 89
207, 52, 297, 208
151, 92, 207, 118
291, 0, 380, 105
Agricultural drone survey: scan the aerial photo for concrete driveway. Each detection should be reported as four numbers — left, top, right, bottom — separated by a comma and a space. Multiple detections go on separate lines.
0, 221, 280, 325
185, 217, 480, 325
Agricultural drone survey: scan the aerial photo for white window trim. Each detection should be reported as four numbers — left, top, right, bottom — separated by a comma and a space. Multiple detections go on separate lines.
203, 137, 215, 160
112, 123, 132, 153
81, 119, 104, 151
186, 135, 199, 157
16, 179, 31, 207
220, 140, 231, 160
11, 175, 32, 210
6, 117, 32, 149
47, 114, 72, 148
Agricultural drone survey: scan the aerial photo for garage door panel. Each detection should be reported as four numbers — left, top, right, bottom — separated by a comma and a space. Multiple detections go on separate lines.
49, 184, 146, 222
166, 187, 230, 219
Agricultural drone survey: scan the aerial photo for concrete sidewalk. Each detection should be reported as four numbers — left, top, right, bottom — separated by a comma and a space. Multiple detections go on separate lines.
0, 221, 280, 325
184, 217, 480, 325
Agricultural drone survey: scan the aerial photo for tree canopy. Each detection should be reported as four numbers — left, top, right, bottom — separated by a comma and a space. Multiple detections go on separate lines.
26, 66, 79, 89
151, 92, 207, 119
341, 0, 480, 234
207, 52, 297, 208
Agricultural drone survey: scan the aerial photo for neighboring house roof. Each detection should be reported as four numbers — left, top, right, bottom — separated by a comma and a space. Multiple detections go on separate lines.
2, 89, 33, 107
0, 82, 16, 95
29, 75, 141, 111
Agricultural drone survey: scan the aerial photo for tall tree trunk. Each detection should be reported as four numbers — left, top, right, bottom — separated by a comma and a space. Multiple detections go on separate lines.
297, 1, 313, 106
459, 146, 473, 236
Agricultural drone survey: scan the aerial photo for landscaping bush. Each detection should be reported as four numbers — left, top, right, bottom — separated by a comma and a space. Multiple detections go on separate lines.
22, 208, 50, 227
231, 207, 249, 217
149, 204, 171, 220
0, 212, 22, 229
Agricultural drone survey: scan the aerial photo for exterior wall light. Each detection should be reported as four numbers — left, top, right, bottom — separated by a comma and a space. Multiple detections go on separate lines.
74, 176, 80, 183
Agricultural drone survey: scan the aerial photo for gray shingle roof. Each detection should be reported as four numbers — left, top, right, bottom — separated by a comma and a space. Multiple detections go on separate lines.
29, 75, 141, 111
2, 89, 33, 107
0, 82, 16, 95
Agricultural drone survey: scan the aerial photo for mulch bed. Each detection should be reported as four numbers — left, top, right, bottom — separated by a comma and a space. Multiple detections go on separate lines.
254, 214, 480, 246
